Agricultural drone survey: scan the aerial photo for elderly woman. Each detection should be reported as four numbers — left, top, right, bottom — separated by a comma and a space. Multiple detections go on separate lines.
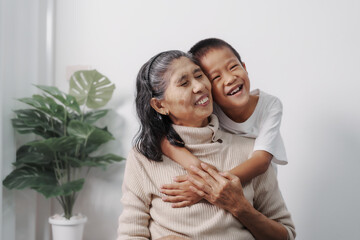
117, 50, 295, 240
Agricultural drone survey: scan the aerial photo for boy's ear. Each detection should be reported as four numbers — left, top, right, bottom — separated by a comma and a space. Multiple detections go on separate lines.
241, 62, 247, 71
150, 97, 168, 115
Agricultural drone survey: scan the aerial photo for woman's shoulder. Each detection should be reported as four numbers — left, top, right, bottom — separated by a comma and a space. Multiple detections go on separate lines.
126, 147, 154, 166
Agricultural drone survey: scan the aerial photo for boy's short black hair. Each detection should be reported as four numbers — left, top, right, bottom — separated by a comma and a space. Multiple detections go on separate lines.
189, 38, 243, 64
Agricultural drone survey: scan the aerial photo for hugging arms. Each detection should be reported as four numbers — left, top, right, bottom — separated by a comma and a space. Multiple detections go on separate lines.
118, 49, 295, 239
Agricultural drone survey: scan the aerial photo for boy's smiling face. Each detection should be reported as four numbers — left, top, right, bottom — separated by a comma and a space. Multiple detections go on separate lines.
199, 47, 251, 112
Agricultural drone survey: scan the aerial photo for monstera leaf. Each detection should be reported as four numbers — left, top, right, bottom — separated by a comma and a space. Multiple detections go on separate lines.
18, 95, 67, 122
26, 136, 78, 153
32, 178, 85, 198
82, 109, 109, 124
12, 109, 63, 138
67, 120, 114, 146
3, 167, 57, 190
69, 70, 115, 109
2, 166, 84, 198
36, 85, 81, 114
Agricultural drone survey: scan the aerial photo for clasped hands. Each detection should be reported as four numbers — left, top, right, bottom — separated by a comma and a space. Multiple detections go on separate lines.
160, 163, 246, 214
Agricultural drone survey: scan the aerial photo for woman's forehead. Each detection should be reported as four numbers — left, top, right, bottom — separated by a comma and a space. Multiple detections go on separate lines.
168, 57, 199, 82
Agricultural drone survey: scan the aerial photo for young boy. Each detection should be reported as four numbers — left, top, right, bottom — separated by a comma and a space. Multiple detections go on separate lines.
161, 38, 287, 206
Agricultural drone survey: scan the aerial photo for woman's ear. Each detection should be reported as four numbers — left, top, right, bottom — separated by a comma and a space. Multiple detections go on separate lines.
150, 98, 168, 115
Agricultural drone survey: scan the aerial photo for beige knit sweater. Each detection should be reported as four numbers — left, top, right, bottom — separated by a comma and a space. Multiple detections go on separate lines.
117, 115, 295, 240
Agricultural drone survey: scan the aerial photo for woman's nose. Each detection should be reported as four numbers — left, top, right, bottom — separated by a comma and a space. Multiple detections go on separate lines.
193, 80, 205, 93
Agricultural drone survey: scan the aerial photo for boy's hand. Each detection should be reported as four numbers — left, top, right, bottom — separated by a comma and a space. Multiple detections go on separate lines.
184, 160, 218, 172
160, 174, 203, 208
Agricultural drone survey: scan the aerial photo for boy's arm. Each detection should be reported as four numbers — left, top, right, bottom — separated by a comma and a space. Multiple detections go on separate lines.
229, 150, 272, 184
161, 138, 202, 171
162, 137, 272, 183
231, 96, 285, 183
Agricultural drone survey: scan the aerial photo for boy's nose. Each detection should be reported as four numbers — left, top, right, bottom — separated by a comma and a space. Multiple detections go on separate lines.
224, 74, 236, 86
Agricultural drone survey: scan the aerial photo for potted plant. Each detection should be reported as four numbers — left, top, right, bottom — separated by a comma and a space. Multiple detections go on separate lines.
2, 70, 124, 240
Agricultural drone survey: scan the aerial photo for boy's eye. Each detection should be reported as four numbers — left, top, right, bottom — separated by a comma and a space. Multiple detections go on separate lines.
230, 64, 239, 70
212, 76, 220, 82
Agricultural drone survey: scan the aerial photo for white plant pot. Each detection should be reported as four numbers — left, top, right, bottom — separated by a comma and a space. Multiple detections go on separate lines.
49, 214, 87, 240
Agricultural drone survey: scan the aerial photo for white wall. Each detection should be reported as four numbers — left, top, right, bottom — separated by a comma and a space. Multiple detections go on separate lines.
0, 0, 54, 240
49, 0, 360, 239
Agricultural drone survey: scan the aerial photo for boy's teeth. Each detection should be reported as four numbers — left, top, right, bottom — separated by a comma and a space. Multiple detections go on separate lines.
230, 88, 239, 95
196, 96, 209, 105
228, 85, 243, 95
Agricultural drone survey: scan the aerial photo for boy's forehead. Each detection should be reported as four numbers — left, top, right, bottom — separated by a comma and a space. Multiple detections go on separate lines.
200, 47, 238, 72
206, 46, 236, 58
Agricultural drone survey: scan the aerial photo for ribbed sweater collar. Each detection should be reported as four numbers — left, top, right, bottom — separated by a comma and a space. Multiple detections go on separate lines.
172, 114, 222, 145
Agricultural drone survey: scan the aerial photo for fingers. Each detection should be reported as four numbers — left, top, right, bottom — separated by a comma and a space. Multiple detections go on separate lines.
189, 165, 216, 187
219, 171, 237, 181
161, 182, 182, 190
187, 174, 212, 195
173, 174, 188, 182
200, 163, 227, 184
160, 188, 183, 196
162, 195, 187, 203
189, 186, 206, 197
206, 163, 218, 171
171, 201, 192, 208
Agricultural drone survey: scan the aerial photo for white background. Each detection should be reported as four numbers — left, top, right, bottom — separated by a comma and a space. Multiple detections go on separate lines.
2, 0, 360, 239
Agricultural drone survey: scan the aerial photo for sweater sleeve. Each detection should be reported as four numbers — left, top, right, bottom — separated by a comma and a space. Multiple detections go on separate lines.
117, 149, 152, 240
252, 165, 296, 240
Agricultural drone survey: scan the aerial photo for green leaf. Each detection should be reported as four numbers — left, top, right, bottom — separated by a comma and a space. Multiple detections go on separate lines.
18, 95, 67, 122
26, 136, 78, 153
12, 109, 63, 138
69, 70, 115, 109
87, 154, 125, 165
83, 109, 109, 124
3, 167, 57, 190
67, 120, 114, 145
33, 179, 84, 198
63, 154, 124, 168
67, 120, 94, 139
14, 152, 50, 167
87, 127, 114, 145
13, 145, 52, 167
36, 85, 81, 114
83, 143, 102, 155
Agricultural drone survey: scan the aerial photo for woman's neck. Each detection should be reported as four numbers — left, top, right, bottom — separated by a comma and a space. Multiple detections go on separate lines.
170, 115, 210, 128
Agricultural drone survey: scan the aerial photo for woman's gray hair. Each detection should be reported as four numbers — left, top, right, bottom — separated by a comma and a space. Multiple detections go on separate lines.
147, 50, 192, 99
134, 50, 192, 162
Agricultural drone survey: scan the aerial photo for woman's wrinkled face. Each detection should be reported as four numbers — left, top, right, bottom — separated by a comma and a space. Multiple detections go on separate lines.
161, 57, 213, 127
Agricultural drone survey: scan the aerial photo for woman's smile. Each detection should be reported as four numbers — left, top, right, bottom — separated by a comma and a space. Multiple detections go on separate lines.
195, 94, 210, 106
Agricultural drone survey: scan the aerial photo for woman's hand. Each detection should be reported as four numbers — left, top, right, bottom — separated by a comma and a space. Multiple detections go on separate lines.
160, 174, 202, 208
187, 163, 247, 215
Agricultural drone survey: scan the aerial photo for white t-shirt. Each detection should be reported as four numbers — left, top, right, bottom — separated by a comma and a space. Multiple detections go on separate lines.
213, 89, 287, 165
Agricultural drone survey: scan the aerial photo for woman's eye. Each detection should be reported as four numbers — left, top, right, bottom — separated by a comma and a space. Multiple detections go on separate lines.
195, 74, 202, 79
180, 81, 188, 86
